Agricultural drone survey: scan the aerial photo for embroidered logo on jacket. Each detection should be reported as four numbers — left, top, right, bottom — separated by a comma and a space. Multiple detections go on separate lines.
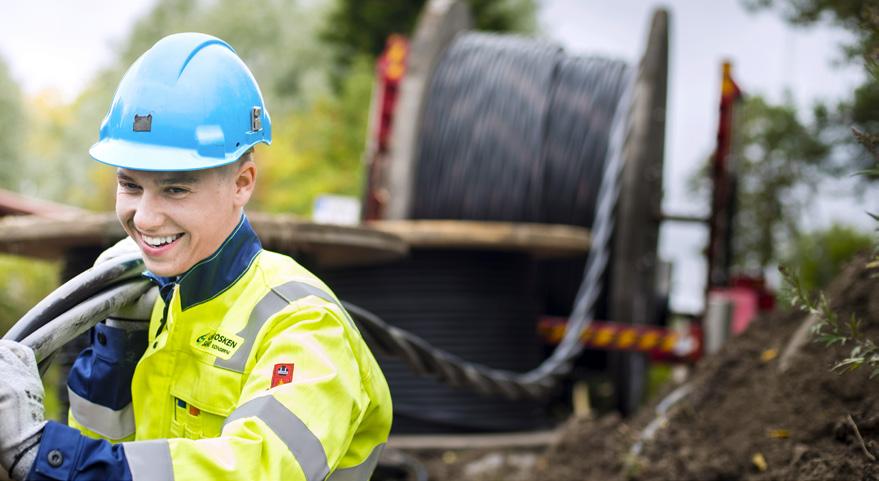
192, 330, 244, 360
271, 363, 294, 388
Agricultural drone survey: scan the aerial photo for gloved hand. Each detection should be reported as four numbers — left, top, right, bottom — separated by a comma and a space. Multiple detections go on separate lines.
0, 340, 46, 481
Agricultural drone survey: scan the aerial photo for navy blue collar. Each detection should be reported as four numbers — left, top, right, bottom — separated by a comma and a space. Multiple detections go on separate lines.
144, 214, 262, 311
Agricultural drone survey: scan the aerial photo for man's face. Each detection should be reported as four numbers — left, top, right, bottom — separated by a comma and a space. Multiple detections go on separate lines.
115, 166, 248, 277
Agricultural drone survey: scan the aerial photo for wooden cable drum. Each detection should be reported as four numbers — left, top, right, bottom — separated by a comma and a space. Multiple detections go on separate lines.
0, 212, 408, 268
368, 220, 590, 257
366, 0, 669, 420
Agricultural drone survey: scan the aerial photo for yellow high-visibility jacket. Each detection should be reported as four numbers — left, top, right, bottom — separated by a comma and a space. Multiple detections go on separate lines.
31, 216, 392, 481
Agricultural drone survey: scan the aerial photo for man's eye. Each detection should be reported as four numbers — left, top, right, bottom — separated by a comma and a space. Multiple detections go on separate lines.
166, 187, 188, 195
119, 182, 140, 190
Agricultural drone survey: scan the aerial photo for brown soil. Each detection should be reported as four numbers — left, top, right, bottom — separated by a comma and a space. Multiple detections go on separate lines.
414, 254, 879, 480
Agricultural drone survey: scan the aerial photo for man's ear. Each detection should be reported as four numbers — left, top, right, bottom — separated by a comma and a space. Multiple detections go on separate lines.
232, 160, 257, 208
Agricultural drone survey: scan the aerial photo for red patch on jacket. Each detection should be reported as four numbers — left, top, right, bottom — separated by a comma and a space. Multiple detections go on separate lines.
271, 363, 294, 388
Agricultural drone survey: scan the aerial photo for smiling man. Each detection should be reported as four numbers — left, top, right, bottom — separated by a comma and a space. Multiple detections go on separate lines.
0, 33, 392, 481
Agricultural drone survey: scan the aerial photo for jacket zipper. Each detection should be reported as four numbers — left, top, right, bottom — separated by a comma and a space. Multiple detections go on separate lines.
153, 282, 176, 347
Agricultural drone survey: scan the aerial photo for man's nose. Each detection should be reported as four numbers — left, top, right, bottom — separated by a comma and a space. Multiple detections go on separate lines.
132, 193, 165, 232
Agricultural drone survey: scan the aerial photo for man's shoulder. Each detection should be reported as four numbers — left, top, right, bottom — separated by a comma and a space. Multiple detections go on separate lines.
252, 249, 331, 292
254, 248, 298, 268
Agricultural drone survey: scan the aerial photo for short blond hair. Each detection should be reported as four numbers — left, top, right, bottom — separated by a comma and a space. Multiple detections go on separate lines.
218, 148, 255, 177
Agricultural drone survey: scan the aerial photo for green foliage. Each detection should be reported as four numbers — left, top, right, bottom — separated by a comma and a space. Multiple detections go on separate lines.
776, 106, 879, 380
21, 0, 335, 210
0, 55, 23, 190
730, 95, 832, 271
16, 0, 537, 214
779, 264, 879, 378
743, 0, 879, 176
115, 0, 332, 114
253, 57, 375, 215
42, 364, 62, 422
0, 255, 59, 336
320, 0, 537, 84
781, 224, 873, 291
743, 0, 877, 60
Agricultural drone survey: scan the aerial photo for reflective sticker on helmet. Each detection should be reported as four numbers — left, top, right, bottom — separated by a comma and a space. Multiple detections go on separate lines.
251, 107, 262, 132
133, 114, 152, 132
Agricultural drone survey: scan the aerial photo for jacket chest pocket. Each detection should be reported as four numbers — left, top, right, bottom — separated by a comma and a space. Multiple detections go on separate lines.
169, 354, 245, 439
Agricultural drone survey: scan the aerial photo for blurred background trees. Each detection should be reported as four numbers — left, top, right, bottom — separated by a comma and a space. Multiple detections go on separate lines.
0, 56, 23, 191
690, 0, 878, 282
745, 0, 878, 175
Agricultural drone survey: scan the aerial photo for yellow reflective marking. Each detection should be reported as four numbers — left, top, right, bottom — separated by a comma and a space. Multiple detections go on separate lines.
593, 327, 615, 347
580, 327, 593, 343
617, 329, 637, 349
660, 333, 677, 352
638, 331, 659, 350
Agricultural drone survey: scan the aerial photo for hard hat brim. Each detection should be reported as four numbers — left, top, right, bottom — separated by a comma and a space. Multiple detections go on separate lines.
89, 138, 251, 172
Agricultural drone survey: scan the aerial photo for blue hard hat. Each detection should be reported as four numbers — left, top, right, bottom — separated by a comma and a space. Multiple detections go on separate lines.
89, 32, 271, 171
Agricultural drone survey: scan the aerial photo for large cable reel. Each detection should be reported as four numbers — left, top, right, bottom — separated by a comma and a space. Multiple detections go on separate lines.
373, 0, 670, 416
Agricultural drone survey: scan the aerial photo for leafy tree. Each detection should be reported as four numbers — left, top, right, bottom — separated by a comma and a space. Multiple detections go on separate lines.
114, 0, 332, 114
774, 3, 879, 379
0, 55, 23, 190
28, 0, 335, 210
782, 223, 873, 291
253, 57, 375, 214
23, 0, 538, 215
729, 95, 831, 272
744, 0, 879, 177
320, 0, 537, 84
0, 256, 58, 336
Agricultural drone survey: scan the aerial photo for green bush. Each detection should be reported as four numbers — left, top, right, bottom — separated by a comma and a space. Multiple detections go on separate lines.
0, 255, 59, 336
781, 223, 873, 291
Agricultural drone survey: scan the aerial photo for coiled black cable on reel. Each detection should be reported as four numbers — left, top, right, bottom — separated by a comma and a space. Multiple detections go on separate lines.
541, 56, 631, 227
321, 31, 641, 432
410, 32, 634, 406
412, 33, 631, 227
412, 34, 563, 221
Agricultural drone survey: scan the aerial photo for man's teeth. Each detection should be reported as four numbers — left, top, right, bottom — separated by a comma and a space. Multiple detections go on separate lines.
143, 234, 181, 247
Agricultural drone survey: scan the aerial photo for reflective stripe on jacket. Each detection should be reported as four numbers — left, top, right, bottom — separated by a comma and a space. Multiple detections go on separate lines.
31, 216, 392, 481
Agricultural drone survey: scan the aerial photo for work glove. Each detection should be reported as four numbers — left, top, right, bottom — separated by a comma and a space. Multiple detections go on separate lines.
0, 340, 46, 481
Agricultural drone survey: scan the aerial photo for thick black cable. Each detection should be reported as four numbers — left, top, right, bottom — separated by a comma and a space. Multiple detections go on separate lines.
4, 253, 145, 342
412, 33, 562, 221
22, 279, 152, 363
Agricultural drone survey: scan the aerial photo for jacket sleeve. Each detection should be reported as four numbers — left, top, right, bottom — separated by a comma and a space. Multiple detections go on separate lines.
28, 299, 373, 481
66, 322, 147, 443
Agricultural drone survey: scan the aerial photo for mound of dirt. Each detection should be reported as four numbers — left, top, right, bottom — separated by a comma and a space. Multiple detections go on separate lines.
405, 255, 878, 480
538, 254, 879, 481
